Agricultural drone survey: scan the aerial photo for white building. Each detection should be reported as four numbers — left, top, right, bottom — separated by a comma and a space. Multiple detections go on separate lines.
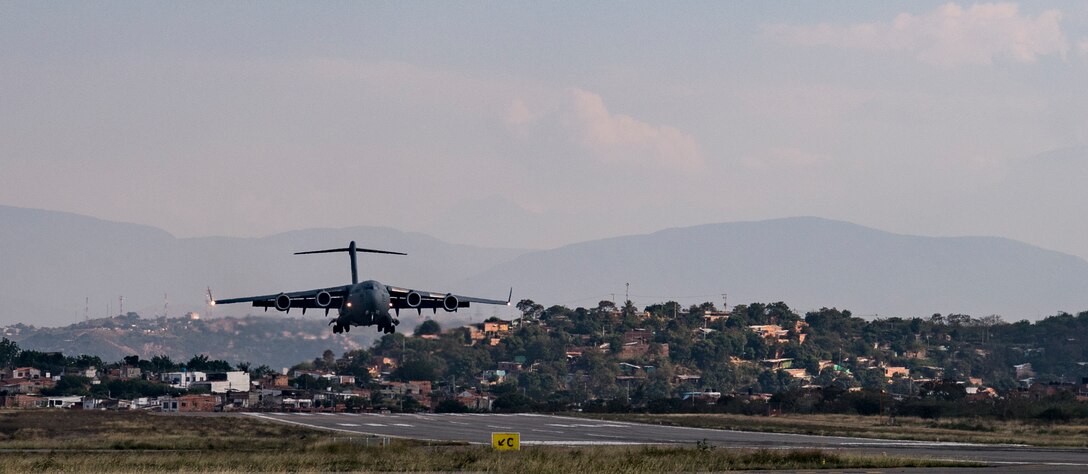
190, 371, 250, 394
161, 371, 207, 388
46, 396, 83, 408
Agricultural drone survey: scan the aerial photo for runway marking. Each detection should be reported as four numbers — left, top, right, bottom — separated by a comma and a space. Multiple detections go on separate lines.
587, 433, 623, 439
448, 421, 469, 425
337, 423, 361, 427
531, 429, 564, 434
364, 423, 386, 427
318, 413, 334, 416
392, 423, 413, 427
487, 425, 511, 429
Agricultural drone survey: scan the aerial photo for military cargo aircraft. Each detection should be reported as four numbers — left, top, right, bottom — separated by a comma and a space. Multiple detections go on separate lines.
211, 241, 511, 334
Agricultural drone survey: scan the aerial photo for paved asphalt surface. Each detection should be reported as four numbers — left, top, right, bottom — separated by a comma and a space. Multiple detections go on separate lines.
245, 412, 1088, 468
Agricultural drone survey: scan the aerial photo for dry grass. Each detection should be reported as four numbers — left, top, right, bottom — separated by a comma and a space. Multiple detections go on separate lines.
0, 410, 975, 472
580, 412, 1088, 447
0, 444, 973, 473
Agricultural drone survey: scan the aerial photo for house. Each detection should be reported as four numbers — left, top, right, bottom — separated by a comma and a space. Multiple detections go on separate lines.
749, 325, 788, 340
175, 394, 219, 412
482, 320, 511, 335
337, 375, 356, 386
760, 358, 793, 371
703, 310, 730, 323
681, 391, 722, 403
46, 396, 84, 408
224, 391, 259, 410
10, 367, 42, 380
0, 393, 43, 408
456, 390, 495, 410
190, 371, 250, 394
884, 366, 909, 379
3, 378, 54, 394
161, 371, 207, 388
1013, 363, 1035, 378
464, 327, 487, 345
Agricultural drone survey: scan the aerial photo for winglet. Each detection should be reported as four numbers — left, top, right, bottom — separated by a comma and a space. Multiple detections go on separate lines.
207, 287, 216, 306
507, 288, 513, 305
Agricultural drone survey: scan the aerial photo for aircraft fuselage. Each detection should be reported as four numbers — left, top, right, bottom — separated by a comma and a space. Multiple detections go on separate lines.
334, 280, 396, 334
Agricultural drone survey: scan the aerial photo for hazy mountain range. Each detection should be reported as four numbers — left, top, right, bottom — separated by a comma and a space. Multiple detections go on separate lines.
3, 205, 1088, 329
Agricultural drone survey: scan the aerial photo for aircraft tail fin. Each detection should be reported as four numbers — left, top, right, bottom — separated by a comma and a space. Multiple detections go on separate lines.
295, 241, 406, 285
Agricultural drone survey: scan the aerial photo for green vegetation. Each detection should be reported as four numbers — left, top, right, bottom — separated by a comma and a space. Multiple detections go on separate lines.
0, 411, 973, 473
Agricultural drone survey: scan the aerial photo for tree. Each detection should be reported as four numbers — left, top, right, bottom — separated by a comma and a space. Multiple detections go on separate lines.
435, 398, 469, 413
150, 355, 177, 373
185, 354, 232, 372
414, 319, 442, 336
516, 299, 544, 321
0, 338, 19, 369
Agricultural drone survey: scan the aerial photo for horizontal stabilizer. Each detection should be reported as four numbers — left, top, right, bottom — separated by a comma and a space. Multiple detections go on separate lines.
295, 247, 406, 256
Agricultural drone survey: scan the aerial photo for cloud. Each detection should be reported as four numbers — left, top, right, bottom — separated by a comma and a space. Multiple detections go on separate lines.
764, 3, 1068, 66
570, 89, 704, 169
504, 89, 704, 170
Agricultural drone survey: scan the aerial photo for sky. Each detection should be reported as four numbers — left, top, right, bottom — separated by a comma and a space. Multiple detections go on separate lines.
2, 2, 1088, 259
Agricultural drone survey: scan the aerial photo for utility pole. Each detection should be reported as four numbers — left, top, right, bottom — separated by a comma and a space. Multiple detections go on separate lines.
625, 282, 629, 303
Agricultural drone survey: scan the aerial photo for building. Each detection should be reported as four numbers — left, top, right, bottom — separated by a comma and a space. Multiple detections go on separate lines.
46, 396, 84, 408
456, 390, 494, 410
161, 371, 207, 388
173, 394, 219, 412
482, 320, 511, 335
884, 366, 910, 379
190, 371, 250, 394
9, 367, 42, 380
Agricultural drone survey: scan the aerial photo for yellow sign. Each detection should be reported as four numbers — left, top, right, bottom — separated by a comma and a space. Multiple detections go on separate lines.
491, 432, 520, 450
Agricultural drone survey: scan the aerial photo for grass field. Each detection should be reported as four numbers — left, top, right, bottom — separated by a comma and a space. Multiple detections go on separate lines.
0, 410, 975, 472
579, 412, 1088, 447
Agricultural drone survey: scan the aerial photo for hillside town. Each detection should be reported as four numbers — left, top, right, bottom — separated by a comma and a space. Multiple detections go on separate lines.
3, 301, 1088, 419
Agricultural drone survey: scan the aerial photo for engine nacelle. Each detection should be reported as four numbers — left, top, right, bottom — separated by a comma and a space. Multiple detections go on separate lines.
315, 290, 332, 308
442, 294, 459, 312
406, 291, 423, 308
274, 293, 292, 311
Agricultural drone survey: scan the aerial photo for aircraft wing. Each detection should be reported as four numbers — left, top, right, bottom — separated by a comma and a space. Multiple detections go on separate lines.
386, 285, 511, 310
213, 285, 352, 311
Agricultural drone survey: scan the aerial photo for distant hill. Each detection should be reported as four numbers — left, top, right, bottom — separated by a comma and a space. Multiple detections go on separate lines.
0, 205, 527, 327
462, 217, 1088, 319
2, 313, 386, 370
4, 206, 1088, 327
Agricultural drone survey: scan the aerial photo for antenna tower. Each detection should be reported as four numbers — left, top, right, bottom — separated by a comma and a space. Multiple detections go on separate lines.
84, 297, 89, 321
163, 293, 169, 319
118, 296, 124, 316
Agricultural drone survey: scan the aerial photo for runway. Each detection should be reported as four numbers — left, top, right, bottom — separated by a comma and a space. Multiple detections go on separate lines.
244, 412, 1088, 467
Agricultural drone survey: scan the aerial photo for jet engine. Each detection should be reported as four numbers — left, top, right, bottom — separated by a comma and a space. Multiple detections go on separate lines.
406, 291, 423, 308
442, 294, 459, 312
274, 293, 292, 311
315, 290, 332, 308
